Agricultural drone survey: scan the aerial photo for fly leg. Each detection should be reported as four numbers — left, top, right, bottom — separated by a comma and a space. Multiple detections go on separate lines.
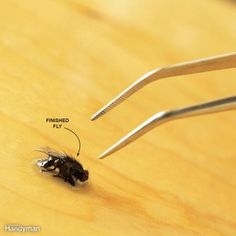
41, 166, 56, 172
68, 176, 76, 186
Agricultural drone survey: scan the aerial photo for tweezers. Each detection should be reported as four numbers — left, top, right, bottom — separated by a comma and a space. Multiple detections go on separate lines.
91, 52, 236, 159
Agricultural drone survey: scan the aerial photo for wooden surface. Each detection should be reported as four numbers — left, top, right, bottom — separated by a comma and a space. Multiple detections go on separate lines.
1, 0, 236, 235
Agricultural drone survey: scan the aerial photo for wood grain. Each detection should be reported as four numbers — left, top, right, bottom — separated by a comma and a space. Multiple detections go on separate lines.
0, 0, 236, 235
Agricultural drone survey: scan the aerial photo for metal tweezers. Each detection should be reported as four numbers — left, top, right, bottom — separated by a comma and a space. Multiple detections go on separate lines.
91, 52, 236, 159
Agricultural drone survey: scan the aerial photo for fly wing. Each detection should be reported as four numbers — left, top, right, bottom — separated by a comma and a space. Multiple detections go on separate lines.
36, 146, 67, 158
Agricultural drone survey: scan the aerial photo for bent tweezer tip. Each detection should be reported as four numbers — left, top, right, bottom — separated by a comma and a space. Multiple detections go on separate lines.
91, 52, 236, 159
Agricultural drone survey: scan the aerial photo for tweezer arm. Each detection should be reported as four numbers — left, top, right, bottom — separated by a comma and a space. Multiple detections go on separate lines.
92, 52, 236, 120
147, 51, 236, 82
99, 96, 236, 159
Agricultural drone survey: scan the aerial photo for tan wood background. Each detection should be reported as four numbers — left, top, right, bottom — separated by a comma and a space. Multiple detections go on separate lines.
0, 0, 236, 235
